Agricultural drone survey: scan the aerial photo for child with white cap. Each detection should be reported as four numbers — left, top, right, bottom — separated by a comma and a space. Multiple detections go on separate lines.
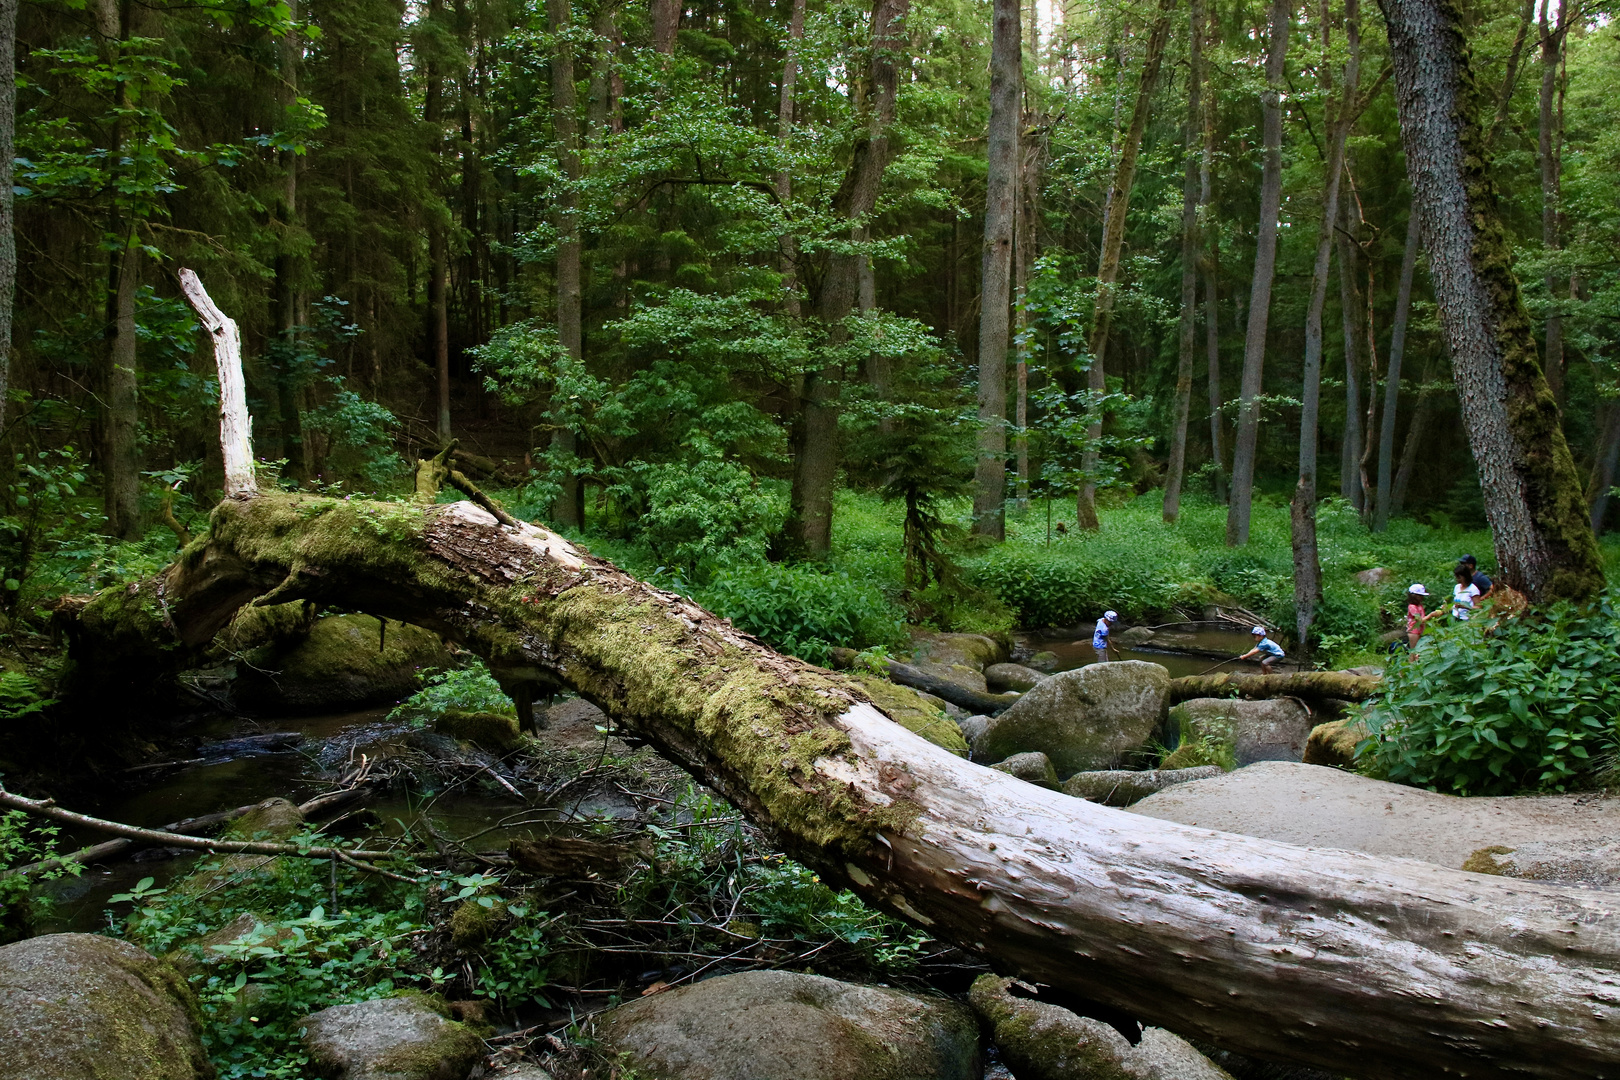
1404, 583, 1439, 650
1092, 610, 1119, 664
1236, 626, 1285, 674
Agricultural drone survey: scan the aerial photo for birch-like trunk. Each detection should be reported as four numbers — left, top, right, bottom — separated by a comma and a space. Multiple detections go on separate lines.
1225, 0, 1290, 546
1379, 0, 1604, 603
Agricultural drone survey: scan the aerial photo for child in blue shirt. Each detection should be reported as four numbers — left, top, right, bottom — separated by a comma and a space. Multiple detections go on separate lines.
1237, 626, 1285, 674
1092, 610, 1119, 663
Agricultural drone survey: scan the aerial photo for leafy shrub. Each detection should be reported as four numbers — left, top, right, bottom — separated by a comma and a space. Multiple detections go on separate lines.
1363, 594, 1620, 794
635, 457, 783, 581
966, 543, 1183, 628
698, 562, 906, 665
391, 660, 513, 722
0, 809, 80, 943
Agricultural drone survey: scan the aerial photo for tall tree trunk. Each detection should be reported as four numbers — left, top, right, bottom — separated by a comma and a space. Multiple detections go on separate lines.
1076, 0, 1175, 531
971, 0, 1021, 541
1202, 27, 1225, 506
0, 0, 15, 440
1013, 135, 1036, 510
1379, 0, 1604, 603
274, 0, 308, 481
425, 0, 452, 446
549, 0, 584, 528
651, 0, 678, 54
1588, 403, 1620, 535
66, 485, 1620, 1080
1293, 0, 1360, 653
1389, 353, 1435, 517
1374, 212, 1420, 529
93, 0, 140, 539
1537, 1, 1566, 407
1163, 0, 1206, 524
1225, 0, 1291, 546
1336, 194, 1368, 511
775, 0, 806, 318
1484, 0, 1535, 151
786, 0, 909, 557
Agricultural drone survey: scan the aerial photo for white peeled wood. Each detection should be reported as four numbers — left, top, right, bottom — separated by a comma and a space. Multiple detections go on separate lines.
178, 268, 254, 496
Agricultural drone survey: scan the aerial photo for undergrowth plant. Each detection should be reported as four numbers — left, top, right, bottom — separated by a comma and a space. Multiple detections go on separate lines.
1362, 593, 1620, 794
391, 660, 514, 722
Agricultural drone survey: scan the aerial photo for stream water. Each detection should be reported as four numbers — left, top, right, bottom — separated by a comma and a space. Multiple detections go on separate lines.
38, 623, 1279, 932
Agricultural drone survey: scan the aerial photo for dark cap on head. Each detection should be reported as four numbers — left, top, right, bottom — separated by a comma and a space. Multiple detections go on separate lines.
1460, 554, 1477, 566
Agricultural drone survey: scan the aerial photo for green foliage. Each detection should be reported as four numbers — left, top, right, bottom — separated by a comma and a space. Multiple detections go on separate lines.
635, 457, 783, 582
1363, 595, 1620, 795
748, 855, 927, 970
697, 562, 907, 666
391, 660, 514, 723
0, 672, 58, 720
0, 809, 81, 944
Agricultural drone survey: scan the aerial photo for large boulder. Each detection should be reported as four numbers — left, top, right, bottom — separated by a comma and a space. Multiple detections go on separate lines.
1463, 840, 1620, 890
0, 933, 212, 1080
974, 661, 1170, 776
991, 751, 1061, 788
232, 613, 454, 714
1301, 717, 1367, 768
589, 969, 979, 1080
907, 631, 1008, 694
302, 995, 485, 1080
1171, 698, 1313, 767
969, 975, 1231, 1080
1131, 760, 1620, 874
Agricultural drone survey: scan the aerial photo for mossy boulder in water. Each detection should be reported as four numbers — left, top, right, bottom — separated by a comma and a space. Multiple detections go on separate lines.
974, 661, 1170, 776
590, 969, 980, 1080
969, 974, 1231, 1080
178, 798, 305, 897
0, 932, 213, 1080
985, 662, 1045, 692
302, 995, 484, 1080
1062, 766, 1224, 807
231, 613, 454, 714
433, 709, 525, 753
1173, 698, 1313, 767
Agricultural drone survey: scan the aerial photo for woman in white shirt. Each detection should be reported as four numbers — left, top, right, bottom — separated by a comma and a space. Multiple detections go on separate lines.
1450, 564, 1480, 621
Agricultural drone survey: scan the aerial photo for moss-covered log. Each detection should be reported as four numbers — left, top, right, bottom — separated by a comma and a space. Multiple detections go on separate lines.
1168, 670, 1380, 704
62, 492, 1620, 1080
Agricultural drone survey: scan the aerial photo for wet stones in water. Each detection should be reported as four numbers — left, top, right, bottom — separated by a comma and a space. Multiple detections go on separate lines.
588, 969, 981, 1080
973, 662, 1171, 776
968, 974, 1232, 1080
1113, 625, 1157, 648
229, 613, 454, 714
302, 995, 485, 1080
985, 663, 1046, 693
1062, 767, 1224, 807
1170, 699, 1313, 767
433, 709, 526, 754
0, 933, 213, 1080
990, 751, 1060, 789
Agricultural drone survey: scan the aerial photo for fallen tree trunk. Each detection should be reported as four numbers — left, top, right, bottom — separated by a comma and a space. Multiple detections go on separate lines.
883, 660, 1021, 715
1168, 671, 1380, 704
59, 491, 1620, 1079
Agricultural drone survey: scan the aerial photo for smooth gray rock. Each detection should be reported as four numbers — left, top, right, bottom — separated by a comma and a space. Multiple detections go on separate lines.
991, 751, 1061, 788
1171, 698, 1314, 766
590, 969, 980, 1080
985, 662, 1046, 693
969, 975, 1232, 1080
1114, 625, 1157, 648
1463, 840, 1620, 890
1131, 760, 1620, 875
303, 996, 484, 1080
957, 714, 992, 744
232, 613, 453, 714
974, 661, 1170, 775
1063, 766, 1224, 807
0, 933, 211, 1080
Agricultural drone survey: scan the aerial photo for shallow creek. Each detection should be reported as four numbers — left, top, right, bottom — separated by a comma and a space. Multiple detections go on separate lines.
36, 704, 634, 934
1017, 621, 1303, 679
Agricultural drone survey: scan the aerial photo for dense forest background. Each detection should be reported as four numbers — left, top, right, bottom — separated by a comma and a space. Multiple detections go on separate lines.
5, 0, 1619, 643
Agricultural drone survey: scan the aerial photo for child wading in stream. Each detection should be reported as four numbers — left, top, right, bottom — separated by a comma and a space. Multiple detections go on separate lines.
1236, 626, 1285, 674
1092, 610, 1119, 664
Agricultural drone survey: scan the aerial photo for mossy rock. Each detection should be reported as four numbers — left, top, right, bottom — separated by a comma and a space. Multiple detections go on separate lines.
990, 751, 1060, 788
178, 798, 305, 897
590, 969, 980, 1080
232, 613, 454, 714
968, 974, 1231, 1080
302, 995, 484, 1080
0, 933, 212, 1080
1173, 698, 1313, 767
975, 661, 1170, 775
852, 675, 969, 755
1302, 717, 1369, 769
434, 709, 525, 754
448, 898, 507, 948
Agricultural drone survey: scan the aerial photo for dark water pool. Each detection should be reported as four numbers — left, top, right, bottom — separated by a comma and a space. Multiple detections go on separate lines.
1017, 622, 1303, 679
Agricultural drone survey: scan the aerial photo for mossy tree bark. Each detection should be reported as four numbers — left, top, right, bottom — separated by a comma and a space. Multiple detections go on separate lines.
59, 488, 1620, 1079
547, 0, 584, 528
1379, 0, 1604, 604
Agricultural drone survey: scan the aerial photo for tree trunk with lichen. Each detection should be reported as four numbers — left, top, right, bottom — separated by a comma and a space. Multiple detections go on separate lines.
1378, 0, 1603, 604
55, 483, 1620, 1080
